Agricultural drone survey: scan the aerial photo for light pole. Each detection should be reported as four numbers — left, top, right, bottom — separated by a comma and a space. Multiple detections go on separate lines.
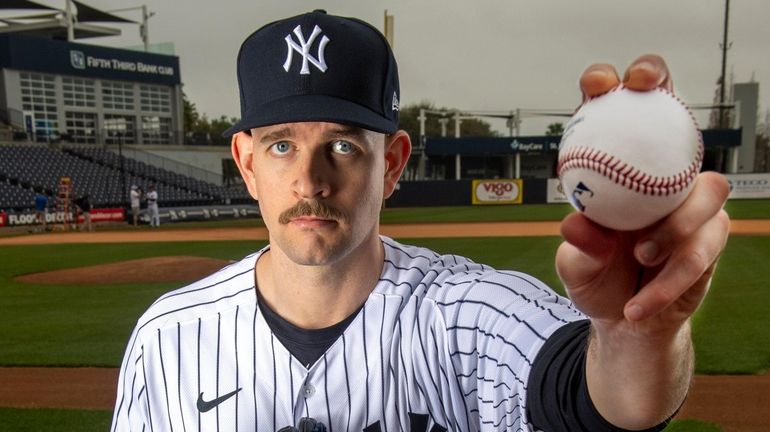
719, 0, 731, 127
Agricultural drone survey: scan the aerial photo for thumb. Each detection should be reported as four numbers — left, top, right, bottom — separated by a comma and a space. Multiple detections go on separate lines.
556, 213, 617, 289
555, 241, 605, 290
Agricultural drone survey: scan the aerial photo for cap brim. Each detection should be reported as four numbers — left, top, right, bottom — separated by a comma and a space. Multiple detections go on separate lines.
222, 94, 396, 137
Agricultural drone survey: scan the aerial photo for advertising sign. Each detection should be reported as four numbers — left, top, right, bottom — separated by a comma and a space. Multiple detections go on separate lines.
547, 178, 570, 203
472, 179, 523, 205
0, 33, 181, 85
725, 173, 770, 199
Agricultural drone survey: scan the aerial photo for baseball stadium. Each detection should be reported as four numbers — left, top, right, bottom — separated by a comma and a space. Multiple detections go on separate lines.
1, 1, 770, 431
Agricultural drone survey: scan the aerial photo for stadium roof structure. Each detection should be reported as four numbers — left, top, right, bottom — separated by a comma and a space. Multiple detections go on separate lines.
0, 0, 135, 40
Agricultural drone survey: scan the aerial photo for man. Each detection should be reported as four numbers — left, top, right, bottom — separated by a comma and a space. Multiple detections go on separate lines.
146, 183, 160, 228
130, 185, 142, 226
73, 194, 93, 232
34, 191, 48, 232
112, 11, 729, 432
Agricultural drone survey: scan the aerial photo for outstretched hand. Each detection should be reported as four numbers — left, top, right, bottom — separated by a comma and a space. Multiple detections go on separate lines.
557, 55, 730, 333
555, 55, 731, 429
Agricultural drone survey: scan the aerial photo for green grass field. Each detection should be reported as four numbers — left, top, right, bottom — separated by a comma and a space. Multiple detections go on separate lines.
0, 201, 766, 430
1, 235, 767, 372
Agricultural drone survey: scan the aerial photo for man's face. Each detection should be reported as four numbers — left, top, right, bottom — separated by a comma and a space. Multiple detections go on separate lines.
235, 122, 408, 266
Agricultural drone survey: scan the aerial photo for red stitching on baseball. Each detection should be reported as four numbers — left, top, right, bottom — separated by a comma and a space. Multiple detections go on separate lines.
557, 143, 704, 196
559, 85, 705, 197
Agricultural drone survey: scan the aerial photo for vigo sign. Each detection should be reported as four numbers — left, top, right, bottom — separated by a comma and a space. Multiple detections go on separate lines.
472, 179, 523, 205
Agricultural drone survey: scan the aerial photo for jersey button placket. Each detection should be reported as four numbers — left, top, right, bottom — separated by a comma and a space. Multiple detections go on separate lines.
303, 384, 315, 398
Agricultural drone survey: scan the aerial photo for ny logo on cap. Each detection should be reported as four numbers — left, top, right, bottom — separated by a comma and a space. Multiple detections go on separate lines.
283, 25, 330, 75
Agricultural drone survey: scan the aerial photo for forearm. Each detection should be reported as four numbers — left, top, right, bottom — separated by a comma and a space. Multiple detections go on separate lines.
586, 320, 693, 429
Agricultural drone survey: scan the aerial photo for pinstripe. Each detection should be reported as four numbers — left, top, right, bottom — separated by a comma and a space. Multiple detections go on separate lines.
387, 362, 404, 432
448, 325, 534, 366
433, 325, 471, 432
342, 334, 351, 432
153, 268, 253, 305
270, 332, 277, 432
252, 306, 258, 428
288, 353, 294, 427
396, 318, 411, 413
378, 296, 387, 432
196, 318, 201, 432
156, 329, 173, 432
177, 322, 187, 432
323, 354, 332, 432
140, 346, 154, 432
234, 306, 239, 432
361, 305, 369, 425
137, 287, 254, 336
414, 296, 449, 427
127, 369, 138, 417
215, 312, 221, 430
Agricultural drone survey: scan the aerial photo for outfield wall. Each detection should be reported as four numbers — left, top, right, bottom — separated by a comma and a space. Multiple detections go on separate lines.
386, 173, 770, 207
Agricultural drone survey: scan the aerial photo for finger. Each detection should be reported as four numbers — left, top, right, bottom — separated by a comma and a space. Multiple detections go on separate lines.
579, 63, 621, 102
556, 213, 617, 288
623, 54, 673, 92
561, 212, 617, 260
624, 209, 730, 321
634, 172, 730, 267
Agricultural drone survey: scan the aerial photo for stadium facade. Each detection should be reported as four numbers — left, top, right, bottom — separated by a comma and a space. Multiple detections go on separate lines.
0, 32, 183, 145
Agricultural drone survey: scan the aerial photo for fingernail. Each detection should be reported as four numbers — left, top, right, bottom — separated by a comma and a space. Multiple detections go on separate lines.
637, 241, 659, 264
626, 304, 644, 321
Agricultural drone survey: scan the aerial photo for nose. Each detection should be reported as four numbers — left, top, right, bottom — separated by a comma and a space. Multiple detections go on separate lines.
291, 150, 332, 200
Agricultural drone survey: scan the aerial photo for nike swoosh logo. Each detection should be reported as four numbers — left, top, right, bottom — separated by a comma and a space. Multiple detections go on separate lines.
196, 388, 242, 413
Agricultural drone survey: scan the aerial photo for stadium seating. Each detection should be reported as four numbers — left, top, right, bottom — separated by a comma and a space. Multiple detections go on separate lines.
0, 144, 251, 212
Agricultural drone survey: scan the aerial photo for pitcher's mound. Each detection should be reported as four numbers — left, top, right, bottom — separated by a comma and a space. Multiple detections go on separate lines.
15, 256, 232, 285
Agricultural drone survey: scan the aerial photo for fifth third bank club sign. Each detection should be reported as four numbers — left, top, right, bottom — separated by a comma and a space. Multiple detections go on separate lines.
472, 179, 523, 205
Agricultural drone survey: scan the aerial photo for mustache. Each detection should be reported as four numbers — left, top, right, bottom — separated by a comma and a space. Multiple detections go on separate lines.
278, 200, 347, 225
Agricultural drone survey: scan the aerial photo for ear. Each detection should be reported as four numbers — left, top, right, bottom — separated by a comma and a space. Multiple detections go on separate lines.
231, 131, 259, 201
382, 130, 412, 199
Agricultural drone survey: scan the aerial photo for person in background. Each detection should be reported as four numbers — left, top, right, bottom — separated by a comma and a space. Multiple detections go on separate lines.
146, 183, 160, 228
34, 191, 48, 232
130, 185, 142, 226
74, 194, 93, 232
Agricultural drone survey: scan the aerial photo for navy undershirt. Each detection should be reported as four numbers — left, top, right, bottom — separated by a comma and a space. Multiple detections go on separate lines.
258, 297, 362, 369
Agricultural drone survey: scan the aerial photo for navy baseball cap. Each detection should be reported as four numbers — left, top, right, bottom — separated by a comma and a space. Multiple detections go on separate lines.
222, 10, 400, 137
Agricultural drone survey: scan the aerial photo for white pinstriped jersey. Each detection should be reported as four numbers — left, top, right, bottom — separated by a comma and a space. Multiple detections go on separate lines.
112, 236, 585, 432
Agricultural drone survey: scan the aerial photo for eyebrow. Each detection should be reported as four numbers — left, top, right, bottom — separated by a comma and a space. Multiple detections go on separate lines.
324, 126, 369, 142
259, 127, 292, 144
258, 125, 371, 144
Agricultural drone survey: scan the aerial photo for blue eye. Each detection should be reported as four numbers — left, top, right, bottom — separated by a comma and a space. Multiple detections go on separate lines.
332, 140, 355, 154
270, 141, 291, 155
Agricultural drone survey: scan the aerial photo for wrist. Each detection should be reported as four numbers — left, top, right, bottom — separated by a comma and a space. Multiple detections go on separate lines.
586, 321, 693, 429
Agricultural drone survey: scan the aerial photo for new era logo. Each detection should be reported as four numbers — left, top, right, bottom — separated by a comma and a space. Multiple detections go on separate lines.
392, 91, 400, 111
283, 24, 330, 75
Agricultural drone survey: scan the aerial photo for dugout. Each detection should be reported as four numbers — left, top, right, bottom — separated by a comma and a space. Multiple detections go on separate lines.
386, 129, 742, 207
421, 130, 740, 180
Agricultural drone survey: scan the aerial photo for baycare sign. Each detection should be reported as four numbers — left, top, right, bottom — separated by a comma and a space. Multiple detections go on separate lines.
0, 212, 6, 227
472, 179, 523, 205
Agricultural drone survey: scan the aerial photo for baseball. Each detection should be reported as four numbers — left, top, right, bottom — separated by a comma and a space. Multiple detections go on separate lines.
557, 85, 704, 231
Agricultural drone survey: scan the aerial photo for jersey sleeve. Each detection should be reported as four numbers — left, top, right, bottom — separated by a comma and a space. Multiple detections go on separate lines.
411, 268, 586, 431
111, 327, 149, 432
527, 320, 674, 432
